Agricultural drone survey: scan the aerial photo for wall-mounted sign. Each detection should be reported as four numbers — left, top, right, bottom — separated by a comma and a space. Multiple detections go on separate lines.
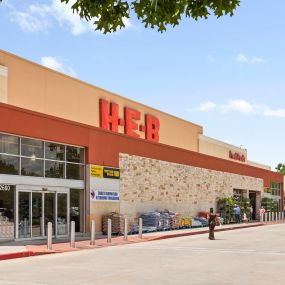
229, 151, 246, 162
0, 185, 11, 191
99, 99, 160, 142
90, 165, 104, 178
90, 165, 120, 179
90, 190, 119, 202
103, 167, 120, 179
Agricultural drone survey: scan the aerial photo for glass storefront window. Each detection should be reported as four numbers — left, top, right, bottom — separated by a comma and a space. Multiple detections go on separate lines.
0, 133, 85, 181
0, 154, 19, 175
21, 158, 44, 177
66, 163, 84, 180
45, 161, 64, 178
21, 138, 44, 159
66, 146, 84, 163
0, 134, 19, 155
45, 142, 65, 161
0, 185, 15, 239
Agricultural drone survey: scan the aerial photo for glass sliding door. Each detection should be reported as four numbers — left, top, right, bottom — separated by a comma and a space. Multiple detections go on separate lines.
44, 192, 55, 236
57, 193, 68, 236
18, 192, 31, 238
32, 193, 42, 237
70, 189, 84, 232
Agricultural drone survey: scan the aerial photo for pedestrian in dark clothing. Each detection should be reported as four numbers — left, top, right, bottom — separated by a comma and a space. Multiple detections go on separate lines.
208, 208, 216, 240
234, 204, 241, 223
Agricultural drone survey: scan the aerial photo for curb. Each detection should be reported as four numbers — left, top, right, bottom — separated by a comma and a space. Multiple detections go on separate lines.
149, 223, 265, 241
0, 222, 282, 261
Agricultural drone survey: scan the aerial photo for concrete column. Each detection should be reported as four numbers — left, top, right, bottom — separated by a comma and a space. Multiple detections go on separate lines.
124, 218, 128, 241
70, 221, 75, 248
90, 220, 96, 246
138, 218, 143, 239
107, 219, 112, 243
47, 222, 52, 250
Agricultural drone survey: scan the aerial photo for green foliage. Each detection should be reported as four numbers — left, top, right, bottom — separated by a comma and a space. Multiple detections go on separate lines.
261, 197, 278, 212
57, 0, 240, 33
275, 163, 285, 175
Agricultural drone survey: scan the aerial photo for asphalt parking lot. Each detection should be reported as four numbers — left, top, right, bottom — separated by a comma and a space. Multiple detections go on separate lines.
1, 223, 285, 285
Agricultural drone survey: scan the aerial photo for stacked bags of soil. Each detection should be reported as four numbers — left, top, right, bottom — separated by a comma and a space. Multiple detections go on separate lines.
140, 212, 161, 232
102, 212, 124, 234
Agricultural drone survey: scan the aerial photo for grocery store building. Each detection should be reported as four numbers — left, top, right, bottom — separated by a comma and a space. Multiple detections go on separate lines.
0, 50, 283, 240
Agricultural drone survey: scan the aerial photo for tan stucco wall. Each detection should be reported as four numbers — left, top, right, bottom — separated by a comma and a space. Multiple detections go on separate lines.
90, 202, 120, 232
119, 153, 263, 221
0, 65, 8, 103
199, 135, 247, 163
0, 50, 202, 152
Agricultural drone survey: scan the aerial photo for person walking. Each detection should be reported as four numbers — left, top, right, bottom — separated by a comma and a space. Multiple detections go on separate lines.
234, 204, 241, 224
208, 208, 216, 240
259, 206, 266, 222
249, 205, 254, 221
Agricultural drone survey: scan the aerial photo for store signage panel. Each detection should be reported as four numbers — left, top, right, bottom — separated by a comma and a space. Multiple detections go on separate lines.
103, 167, 120, 179
90, 190, 119, 202
90, 165, 103, 178
229, 151, 246, 162
90, 165, 120, 179
99, 99, 160, 142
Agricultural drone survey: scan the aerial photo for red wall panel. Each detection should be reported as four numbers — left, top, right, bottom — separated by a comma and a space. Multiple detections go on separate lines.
0, 103, 283, 196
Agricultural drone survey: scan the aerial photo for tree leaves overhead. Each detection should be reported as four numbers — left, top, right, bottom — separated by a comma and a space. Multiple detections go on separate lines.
61, 0, 240, 33
0, 0, 240, 33
276, 163, 285, 175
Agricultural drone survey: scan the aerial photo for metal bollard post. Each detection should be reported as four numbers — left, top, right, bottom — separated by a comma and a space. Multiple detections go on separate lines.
260, 213, 263, 223
138, 218, 143, 239
107, 219, 112, 243
70, 221, 75, 248
279, 212, 281, 221
276, 212, 278, 222
90, 220, 96, 246
47, 222, 52, 250
265, 212, 268, 223
124, 218, 128, 241
282, 212, 284, 220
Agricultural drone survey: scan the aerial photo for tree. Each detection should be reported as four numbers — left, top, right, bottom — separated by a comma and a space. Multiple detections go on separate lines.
276, 163, 285, 175
1, 0, 240, 33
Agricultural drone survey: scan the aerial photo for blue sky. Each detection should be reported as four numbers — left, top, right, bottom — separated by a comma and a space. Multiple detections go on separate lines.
0, 0, 284, 169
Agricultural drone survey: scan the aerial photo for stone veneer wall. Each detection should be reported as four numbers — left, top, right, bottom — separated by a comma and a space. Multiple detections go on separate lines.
119, 153, 263, 220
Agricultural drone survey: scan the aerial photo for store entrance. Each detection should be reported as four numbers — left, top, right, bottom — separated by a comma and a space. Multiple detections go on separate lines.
17, 190, 69, 239
249, 192, 257, 220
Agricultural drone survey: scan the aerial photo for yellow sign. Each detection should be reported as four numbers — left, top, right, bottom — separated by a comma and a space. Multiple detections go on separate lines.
90, 165, 103, 178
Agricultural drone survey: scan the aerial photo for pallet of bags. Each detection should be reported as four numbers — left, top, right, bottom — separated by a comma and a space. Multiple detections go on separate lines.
191, 217, 203, 228
159, 210, 171, 231
102, 212, 124, 235
178, 216, 185, 228
194, 217, 208, 227
140, 212, 160, 231
184, 217, 191, 228
169, 212, 180, 230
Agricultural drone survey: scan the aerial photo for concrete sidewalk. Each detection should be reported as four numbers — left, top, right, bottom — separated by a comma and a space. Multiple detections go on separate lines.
0, 221, 280, 261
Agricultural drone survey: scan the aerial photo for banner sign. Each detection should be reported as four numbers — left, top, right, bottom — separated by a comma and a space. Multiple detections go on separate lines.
103, 167, 120, 179
90, 190, 119, 202
90, 165, 120, 179
90, 165, 103, 178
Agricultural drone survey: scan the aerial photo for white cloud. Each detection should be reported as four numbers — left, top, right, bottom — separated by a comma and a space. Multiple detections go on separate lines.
196, 102, 217, 112
221, 99, 256, 114
194, 99, 285, 119
263, 108, 285, 118
7, 0, 132, 35
236, 53, 266, 64
41, 56, 76, 77
9, 9, 50, 33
